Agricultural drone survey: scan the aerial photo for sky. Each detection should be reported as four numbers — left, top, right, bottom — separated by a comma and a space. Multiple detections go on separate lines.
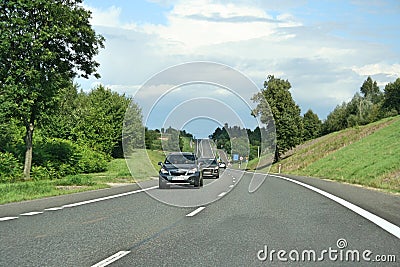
76, 0, 400, 138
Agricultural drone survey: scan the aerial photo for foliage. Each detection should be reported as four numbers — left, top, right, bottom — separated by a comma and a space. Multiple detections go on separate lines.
382, 78, 400, 114
0, 0, 104, 179
252, 75, 303, 161
360, 76, 382, 103
0, 152, 23, 183
40, 85, 136, 158
33, 138, 107, 177
322, 77, 388, 135
210, 124, 270, 161
303, 109, 322, 141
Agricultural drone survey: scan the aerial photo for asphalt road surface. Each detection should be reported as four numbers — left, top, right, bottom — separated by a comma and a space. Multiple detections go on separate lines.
1, 141, 399, 266
196, 139, 216, 158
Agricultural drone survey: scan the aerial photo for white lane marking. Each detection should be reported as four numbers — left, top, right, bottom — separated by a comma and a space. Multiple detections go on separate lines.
229, 185, 234, 188
218, 192, 227, 197
270, 174, 400, 239
20, 211, 43, 216
1, 186, 158, 223
91, 251, 131, 267
63, 186, 158, 208
44, 207, 64, 211
186, 207, 206, 217
0, 217, 18, 221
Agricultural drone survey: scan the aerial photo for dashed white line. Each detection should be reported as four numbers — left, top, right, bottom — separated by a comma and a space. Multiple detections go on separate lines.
218, 192, 227, 197
229, 185, 234, 188
186, 207, 206, 217
44, 207, 64, 211
20, 211, 43, 216
1, 185, 158, 223
0, 217, 18, 221
63, 186, 158, 208
91, 251, 131, 267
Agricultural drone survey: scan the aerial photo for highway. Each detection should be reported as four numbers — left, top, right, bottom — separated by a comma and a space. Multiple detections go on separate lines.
0, 140, 399, 266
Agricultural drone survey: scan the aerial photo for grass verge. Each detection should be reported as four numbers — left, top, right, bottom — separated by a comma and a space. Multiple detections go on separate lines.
0, 149, 166, 204
263, 116, 400, 193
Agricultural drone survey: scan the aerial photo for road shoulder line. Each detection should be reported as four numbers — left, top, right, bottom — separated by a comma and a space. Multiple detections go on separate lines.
270, 174, 400, 239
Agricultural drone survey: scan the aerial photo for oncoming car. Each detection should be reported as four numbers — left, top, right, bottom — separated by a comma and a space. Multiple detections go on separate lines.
218, 161, 226, 169
158, 152, 203, 189
199, 158, 219, 178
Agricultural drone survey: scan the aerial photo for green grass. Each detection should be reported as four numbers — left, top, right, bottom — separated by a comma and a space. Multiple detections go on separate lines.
124, 149, 165, 181
181, 137, 195, 152
0, 178, 107, 205
261, 116, 400, 193
0, 149, 167, 204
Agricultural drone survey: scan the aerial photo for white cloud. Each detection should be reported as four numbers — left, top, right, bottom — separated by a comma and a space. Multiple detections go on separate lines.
76, 0, 399, 122
141, 0, 300, 52
85, 5, 122, 28
352, 63, 400, 78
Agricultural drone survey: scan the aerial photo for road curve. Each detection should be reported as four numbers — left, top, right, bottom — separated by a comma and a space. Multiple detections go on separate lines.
0, 170, 399, 266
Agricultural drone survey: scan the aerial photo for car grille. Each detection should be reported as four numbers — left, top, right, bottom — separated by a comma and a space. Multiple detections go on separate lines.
169, 170, 187, 176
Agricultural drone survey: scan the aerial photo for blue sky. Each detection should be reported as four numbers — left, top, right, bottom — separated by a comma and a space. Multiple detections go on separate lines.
77, 0, 400, 137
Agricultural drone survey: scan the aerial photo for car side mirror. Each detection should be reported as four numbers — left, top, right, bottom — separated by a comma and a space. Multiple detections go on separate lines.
158, 162, 163, 166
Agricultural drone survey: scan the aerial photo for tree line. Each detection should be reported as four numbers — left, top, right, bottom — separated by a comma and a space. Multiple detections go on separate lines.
213, 75, 399, 163
0, 83, 142, 182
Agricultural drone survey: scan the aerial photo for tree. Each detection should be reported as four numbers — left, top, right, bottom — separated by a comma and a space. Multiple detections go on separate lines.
0, 0, 105, 179
360, 76, 382, 104
382, 78, 400, 115
303, 109, 322, 141
252, 75, 303, 162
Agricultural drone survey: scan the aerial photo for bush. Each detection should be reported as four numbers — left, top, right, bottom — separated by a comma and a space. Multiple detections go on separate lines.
31, 165, 54, 181
0, 152, 23, 183
33, 138, 79, 175
76, 146, 108, 173
33, 138, 108, 177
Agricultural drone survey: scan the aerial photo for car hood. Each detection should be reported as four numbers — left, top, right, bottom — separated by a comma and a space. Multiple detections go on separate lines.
163, 163, 198, 170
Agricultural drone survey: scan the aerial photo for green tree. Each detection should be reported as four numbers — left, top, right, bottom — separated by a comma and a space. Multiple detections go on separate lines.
303, 109, 322, 141
382, 78, 400, 115
360, 76, 382, 103
252, 75, 303, 162
0, 0, 104, 179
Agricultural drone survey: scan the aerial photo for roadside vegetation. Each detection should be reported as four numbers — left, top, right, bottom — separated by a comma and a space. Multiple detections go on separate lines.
264, 116, 400, 193
1, 2, 400, 203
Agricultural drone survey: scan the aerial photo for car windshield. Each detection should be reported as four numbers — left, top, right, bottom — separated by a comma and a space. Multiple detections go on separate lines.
200, 158, 217, 166
166, 154, 196, 164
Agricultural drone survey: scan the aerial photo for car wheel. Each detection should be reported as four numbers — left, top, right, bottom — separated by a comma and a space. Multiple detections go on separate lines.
194, 177, 200, 187
159, 178, 169, 189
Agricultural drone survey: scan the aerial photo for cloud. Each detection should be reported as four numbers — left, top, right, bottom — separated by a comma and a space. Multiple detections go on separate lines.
352, 63, 400, 78
76, 0, 400, 123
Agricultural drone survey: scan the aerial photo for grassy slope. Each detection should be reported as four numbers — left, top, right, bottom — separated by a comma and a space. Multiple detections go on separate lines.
265, 116, 400, 192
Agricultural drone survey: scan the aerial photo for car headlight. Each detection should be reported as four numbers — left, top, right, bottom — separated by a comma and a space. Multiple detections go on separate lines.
214, 166, 219, 170
160, 168, 168, 174
187, 168, 197, 174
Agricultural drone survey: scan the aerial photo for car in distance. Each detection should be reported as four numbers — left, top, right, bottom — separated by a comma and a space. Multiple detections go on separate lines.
218, 161, 226, 169
158, 152, 203, 189
199, 158, 219, 178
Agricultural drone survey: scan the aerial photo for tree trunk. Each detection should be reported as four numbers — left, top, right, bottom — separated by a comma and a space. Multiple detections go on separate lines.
23, 123, 34, 180
274, 144, 280, 163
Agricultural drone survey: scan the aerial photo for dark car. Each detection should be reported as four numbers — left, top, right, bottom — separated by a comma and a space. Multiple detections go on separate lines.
158, 152, 203, 189
199, 158, 219, 178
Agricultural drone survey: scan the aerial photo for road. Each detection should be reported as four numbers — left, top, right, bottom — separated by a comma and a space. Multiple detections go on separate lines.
1, 142, 399, 266
196, 138, 216, 158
